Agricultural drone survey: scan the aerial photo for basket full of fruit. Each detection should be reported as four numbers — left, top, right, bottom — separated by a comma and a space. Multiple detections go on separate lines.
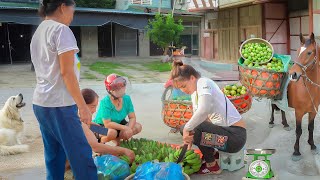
222, 84, 252, 114
240, 38, 274, 65
238, 53, 291, 99
162, 100, 193, 129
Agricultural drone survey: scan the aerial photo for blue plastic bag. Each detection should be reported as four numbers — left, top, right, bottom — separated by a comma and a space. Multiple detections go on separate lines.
134, 162, 184, 180
172, 88, 191, 101
94, 154, 130, 180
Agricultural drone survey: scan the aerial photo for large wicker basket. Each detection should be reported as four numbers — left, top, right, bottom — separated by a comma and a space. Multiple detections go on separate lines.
162, 100, 193, 129
239, 65, 286, 99
227, 92, 252, 114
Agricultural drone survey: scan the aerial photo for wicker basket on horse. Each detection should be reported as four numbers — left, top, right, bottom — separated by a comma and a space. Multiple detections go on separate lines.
226, 92, 252, 114
162, 100, 193, 129
239, 66, 286, 99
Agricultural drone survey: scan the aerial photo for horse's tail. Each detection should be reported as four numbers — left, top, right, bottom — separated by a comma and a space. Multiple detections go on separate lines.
0, 144, 29, 156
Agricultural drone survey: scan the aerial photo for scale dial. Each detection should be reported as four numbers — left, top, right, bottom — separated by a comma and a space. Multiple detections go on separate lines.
249, 160, 270, 178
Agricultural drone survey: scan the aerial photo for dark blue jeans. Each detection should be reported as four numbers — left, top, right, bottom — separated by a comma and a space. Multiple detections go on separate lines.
33, 104, 97, 180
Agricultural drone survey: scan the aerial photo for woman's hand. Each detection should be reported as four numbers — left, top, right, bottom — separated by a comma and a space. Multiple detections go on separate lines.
78, 106, 92, 125
183, 129, 194, 149
122, 148, 135, 163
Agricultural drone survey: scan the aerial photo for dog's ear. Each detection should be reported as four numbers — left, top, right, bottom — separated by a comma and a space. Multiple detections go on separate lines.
5, 106, 19, 121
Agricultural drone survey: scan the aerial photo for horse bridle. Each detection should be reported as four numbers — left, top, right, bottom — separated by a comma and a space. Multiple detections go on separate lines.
292, 42, 320, 114
293, 42, 318, 72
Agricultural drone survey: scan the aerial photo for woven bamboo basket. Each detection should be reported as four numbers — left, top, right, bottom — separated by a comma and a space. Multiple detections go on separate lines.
162, 100, 193, 129
227, 92, 252, 114
239, 38, 274, 64
239, 65, 286, 99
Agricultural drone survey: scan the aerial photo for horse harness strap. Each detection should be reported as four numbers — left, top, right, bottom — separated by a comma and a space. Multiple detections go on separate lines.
301, 42, 320, 115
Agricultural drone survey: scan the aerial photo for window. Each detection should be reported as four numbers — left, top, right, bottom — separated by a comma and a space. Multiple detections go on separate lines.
131, 0, 152, 5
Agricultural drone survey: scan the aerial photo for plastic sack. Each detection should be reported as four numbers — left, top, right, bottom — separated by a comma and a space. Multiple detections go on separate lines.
133, 162, 184, 180
172, 88, 191, 101
94, 154, 130, 180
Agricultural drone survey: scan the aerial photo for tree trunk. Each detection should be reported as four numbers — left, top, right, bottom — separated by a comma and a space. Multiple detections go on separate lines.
163, 47, 169, 56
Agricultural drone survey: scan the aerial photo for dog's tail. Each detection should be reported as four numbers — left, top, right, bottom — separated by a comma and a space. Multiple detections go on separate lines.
0, 144, 29, 156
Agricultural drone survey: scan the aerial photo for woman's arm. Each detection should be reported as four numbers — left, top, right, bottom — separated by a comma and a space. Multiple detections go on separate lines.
59, 51, 91, 125
103, 119, 128, 131
184, 94, 215, 131
82, 124, 135, 162
127, 112, 136, 129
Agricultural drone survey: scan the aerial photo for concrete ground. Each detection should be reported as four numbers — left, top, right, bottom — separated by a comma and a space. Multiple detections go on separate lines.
0, 59, 320, 180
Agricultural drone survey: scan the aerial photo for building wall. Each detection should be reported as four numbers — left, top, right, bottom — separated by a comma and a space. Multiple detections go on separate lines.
289, 10, 309, 59
116, 0, 171, 10
81, 27, 98, 59
139, 31, 150, 57
313, 0, 320, 39
201, 4, 262, 62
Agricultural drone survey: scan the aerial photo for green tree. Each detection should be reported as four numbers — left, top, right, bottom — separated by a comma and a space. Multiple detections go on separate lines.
76, 0, 116, 9
146, 13, 184, 55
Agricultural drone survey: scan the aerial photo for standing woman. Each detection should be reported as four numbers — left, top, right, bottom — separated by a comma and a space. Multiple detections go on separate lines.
30, 1, 97, 180
170, 60, 247, 175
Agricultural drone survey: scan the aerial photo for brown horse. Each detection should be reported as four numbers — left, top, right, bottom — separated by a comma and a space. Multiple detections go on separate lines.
288, 33, 320, 161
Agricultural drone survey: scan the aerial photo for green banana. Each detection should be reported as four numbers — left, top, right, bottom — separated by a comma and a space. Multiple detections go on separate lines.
185, 152, 197, 160
191, 164, 201, 171
169, 153, 174, 162
186, 158, 201, 165
185, 149, 194, 156
184, 169, 194, 175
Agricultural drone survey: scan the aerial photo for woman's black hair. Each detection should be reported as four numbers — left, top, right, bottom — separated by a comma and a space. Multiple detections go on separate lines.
38, 0, 75, 18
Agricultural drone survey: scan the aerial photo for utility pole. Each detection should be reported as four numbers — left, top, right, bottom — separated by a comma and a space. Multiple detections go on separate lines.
158, 0, 162, 13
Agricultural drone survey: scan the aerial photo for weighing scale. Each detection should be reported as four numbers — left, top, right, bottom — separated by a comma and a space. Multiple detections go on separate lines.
242, 149, 277, 180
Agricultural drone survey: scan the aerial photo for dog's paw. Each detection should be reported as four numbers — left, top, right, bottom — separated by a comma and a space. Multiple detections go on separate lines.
18, 144, 30, 153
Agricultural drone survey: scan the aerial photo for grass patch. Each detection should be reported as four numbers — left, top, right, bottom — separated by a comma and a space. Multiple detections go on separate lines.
89, 62, 130, 77
143, 61, 172, 72
82, 72, 98, 80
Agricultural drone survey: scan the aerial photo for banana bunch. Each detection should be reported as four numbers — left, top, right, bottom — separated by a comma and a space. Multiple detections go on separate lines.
118, 138, 202, 175
182, 150, 202, 175
163, 149, 202, 175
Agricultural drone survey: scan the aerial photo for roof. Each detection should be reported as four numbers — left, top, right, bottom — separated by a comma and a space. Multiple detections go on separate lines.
0, 2, 153, 16
0, 2, 202, 17
127, 5, 203, 17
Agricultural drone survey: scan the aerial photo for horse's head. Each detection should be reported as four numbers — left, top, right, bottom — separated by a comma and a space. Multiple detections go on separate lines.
289, 33, 318, 81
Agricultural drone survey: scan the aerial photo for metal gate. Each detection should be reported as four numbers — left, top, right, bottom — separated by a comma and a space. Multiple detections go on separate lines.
115, 25, 138, 56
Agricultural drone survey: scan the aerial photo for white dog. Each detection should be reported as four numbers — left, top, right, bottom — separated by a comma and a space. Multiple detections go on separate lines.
0, 94, 29, 155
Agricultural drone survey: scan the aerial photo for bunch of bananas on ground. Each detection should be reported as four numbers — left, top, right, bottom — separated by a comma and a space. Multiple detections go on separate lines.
118, 138, 202, 175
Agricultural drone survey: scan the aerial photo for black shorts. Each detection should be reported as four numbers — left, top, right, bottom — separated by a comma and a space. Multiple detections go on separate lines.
116, 119, 128, 138
95, 120, 128, 141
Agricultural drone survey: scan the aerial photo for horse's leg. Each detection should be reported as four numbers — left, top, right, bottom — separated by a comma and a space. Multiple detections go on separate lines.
281, 110, 291, 131
269, 104, 276, 128
292, 111, 304, 161
308, 112, 317, 154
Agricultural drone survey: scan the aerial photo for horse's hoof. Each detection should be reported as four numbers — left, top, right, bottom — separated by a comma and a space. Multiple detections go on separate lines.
291, 155, 302, 161
269, 124, 275, 128
311, 147, 320, 155
283, 126, 292, 131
